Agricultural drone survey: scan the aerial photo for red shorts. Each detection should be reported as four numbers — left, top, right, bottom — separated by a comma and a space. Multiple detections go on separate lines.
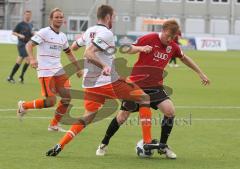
39, 74, 71, 97
84, 79, 145, 112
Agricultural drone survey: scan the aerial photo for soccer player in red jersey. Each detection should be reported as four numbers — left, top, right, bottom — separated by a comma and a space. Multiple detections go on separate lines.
96, 19, 210, 158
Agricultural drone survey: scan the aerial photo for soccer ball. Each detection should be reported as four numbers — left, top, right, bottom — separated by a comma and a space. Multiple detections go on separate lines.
136, 139, 154, 158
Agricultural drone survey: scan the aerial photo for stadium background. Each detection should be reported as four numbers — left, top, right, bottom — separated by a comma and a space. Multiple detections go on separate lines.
1, 0, 240, 50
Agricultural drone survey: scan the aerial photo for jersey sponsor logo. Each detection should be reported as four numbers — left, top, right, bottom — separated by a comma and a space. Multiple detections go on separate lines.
49, 44, 62, 51
153, 51, 168, 61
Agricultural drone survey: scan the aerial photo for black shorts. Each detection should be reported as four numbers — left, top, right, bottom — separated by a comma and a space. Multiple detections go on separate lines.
120, 86, 170, 112
17, 44, 28, 57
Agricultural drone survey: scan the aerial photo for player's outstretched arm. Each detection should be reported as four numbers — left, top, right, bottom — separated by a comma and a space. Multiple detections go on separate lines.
180, 55, 210, 85
127, 45, 152, 54
26, 41, 38, 68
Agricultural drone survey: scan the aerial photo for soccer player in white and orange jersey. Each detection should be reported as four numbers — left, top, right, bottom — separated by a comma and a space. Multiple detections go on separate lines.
17, 8, 81, 132
96, 20, 210, 158
46, 5, 155, 156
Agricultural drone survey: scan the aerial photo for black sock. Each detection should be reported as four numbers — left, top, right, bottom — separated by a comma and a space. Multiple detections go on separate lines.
20, 63, 29, 78
101, 117, 120, 145
160, 116, 174, 144
9, 63, 20, 78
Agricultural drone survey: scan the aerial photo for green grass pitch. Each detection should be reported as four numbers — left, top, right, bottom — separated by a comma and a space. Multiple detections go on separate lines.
0, 44, 239, 169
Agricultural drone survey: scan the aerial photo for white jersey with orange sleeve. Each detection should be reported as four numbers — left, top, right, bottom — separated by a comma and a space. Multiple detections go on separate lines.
76, 24, 119, 88
31, 26, 69, 77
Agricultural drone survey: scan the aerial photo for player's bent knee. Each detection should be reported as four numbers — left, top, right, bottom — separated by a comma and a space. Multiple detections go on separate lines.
163, 109, 175, 117
117, 111, 130, 124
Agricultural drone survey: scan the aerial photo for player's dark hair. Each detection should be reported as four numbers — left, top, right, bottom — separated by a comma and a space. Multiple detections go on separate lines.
97, 5, 114, 20
162, 19, 180, 36
49, 8, 63, 19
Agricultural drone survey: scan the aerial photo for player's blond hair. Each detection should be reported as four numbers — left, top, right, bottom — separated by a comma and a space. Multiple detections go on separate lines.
49, 8, 63, 19
162, 19, 180, 36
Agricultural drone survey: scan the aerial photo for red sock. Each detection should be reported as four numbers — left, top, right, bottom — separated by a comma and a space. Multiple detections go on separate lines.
59, 123, 85, 149
23, 99, 45, 109
139, 106, 152, 144
50, 101, 68, 126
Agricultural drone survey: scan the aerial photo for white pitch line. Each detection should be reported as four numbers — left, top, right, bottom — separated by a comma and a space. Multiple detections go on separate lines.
1, 105, 240, 112
0, 108, 17, 111
192, 118, 240, 121
176, 106, 240, 109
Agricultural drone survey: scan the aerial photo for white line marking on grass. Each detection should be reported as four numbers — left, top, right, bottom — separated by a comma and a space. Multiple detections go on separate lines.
0, 108, 17, 111
192, 118, 240, 121
0, 116, 51, 119
176, 106, 240, 109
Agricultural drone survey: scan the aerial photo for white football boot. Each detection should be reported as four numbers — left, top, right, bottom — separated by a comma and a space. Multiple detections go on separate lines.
158, 144, 177, 159
17, 101, 27, 120
96, 144, 108, 156
48, 123, 67, 132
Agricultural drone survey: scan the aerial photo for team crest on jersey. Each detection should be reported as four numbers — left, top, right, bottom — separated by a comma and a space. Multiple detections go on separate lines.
166, 46, 172, 53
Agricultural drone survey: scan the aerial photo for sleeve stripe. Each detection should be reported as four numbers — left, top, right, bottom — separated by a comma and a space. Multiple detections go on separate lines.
76, 41, 83, 48
63, 47, 71, 53
31, 40, 39, 45
63, 47, 69, 51
92, 41, 104, 51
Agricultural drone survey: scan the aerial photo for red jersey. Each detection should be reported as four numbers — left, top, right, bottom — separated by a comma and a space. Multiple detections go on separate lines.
130, 33, 184, 88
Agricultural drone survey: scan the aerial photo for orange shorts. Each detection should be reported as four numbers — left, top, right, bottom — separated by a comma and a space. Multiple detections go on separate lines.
84, 79, 145, 112
39, 74, 71, 97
